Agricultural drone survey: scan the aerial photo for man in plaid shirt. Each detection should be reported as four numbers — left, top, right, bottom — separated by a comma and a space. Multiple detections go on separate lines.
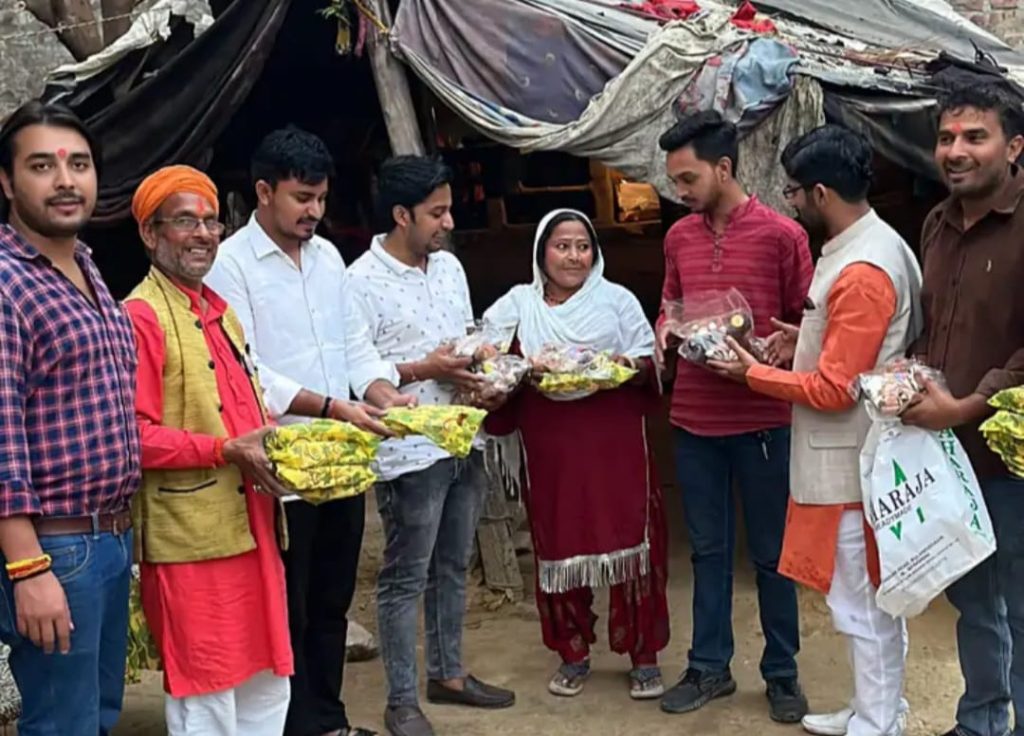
0, 101, 141, 736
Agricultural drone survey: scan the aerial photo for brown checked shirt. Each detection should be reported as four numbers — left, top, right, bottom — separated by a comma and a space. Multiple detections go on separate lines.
916, 166, 1024, 480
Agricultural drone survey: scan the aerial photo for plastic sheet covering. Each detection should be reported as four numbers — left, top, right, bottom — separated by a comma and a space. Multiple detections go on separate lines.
394, 4, 827, 202
394, 5, 750, 197
391, 0, 636, 124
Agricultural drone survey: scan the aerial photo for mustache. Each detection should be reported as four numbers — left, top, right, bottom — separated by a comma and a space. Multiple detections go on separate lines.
46, 194, 85, 206
298, 217, 319, 227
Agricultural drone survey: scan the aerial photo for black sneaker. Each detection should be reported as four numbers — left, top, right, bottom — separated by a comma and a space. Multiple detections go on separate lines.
660, 668, 737, 714
767, 677, 809, 723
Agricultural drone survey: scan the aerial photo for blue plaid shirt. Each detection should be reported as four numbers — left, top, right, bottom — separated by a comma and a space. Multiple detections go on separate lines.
0, 224, 141, 518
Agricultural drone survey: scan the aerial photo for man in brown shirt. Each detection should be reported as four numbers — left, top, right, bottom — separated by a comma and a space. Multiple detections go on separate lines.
903, 83, 1024, 736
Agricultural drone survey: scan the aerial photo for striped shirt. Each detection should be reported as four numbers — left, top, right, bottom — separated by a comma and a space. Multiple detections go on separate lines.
0, 224, 141, 519
659, 197, 813, 436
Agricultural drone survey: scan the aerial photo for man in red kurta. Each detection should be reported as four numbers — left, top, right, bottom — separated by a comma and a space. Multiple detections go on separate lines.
124, 166, 293, 735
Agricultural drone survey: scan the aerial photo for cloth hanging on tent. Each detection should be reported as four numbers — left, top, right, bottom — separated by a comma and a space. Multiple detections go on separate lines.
674, 37, 798, 133
622, 0, 702, 22
730, 1, 777, 34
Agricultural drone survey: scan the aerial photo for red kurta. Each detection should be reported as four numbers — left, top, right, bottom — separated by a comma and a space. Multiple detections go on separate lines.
126, 284, 293, 698
487, 363, 670, 664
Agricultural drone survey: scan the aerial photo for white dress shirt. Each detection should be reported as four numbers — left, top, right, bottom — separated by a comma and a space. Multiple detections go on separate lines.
346, 235, 476, 481
206, 213, 397, 424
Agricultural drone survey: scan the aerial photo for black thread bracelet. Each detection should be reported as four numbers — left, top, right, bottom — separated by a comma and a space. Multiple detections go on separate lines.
320, 395, 334, 418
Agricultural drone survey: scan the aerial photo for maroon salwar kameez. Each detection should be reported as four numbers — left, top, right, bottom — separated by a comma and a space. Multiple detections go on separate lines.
487, 361, 670, 665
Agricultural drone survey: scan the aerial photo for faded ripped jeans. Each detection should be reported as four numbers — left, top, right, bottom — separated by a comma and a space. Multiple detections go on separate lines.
375, 453, 486, 707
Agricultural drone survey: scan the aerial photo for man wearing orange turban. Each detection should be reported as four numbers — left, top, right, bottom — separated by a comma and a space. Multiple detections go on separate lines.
123, 164, 295, 735
131, 164, 220, 225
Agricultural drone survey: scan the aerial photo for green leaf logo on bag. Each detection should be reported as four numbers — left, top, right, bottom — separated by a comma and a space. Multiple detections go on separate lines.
868, 459, 935, 540
893, 460, 907, 487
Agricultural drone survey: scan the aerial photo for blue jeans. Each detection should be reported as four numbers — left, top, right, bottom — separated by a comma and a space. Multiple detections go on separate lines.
947, 475, 1024, 736
0, 529, 132, 736
376, 453, 486, 707
673, 427, 800, 680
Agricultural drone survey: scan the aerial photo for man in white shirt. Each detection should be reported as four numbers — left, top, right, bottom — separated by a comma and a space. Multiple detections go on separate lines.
206, 127, 399, 736
348, 156, 516, 736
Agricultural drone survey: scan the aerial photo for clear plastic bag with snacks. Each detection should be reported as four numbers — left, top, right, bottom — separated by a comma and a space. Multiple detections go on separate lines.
850, 358, 946, 421
446, 320, 516, 361
448, 321, 528, 404
853, 360, 995, 617
663, 288, 766, 365
530, 344, 636, 400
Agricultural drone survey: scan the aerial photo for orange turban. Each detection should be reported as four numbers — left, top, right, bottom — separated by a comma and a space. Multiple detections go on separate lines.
131, 164, 219, 224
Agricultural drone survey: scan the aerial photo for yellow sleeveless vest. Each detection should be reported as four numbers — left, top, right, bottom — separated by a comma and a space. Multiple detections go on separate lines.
126, 267, 278, 564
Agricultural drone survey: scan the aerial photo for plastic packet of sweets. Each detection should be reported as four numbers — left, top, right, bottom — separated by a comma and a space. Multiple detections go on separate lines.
850, 358, 946, 420
454, 354, 532, 405
531, 345, 636, 399
663, 288, 765, 365
445, 320, 516, 361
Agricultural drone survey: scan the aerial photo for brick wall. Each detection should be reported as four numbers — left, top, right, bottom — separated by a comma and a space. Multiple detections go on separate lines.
951, 0, 1024, 47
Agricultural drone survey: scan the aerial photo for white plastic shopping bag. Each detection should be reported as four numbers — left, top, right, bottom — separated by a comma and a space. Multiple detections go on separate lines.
860, 423, 996, 618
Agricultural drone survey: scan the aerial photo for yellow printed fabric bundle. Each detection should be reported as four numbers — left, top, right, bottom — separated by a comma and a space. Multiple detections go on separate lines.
382, 405, 487, 458
980, 386, 1024, 478
264, 420, 383, 503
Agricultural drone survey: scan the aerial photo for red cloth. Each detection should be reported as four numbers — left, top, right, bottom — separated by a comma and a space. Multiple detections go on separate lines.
126, 284, 293, 698
730, 1, 777, 34
623, 0, 700, 21
486, 359, 670, 662
536, 484, 670, 665
658, 196, 813, 436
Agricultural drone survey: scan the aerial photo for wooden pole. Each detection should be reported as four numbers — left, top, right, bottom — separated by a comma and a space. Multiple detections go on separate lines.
366, 0, 425, 156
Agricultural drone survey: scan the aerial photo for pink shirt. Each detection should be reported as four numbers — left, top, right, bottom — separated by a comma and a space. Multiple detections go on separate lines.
658, 196, 813, 436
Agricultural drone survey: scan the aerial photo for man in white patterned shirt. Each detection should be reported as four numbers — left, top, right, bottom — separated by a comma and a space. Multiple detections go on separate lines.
206, 128, 403, 736
348, 156, 516, 736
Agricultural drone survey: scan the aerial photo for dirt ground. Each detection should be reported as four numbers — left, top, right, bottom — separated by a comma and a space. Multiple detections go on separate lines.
114, 493, 967, 736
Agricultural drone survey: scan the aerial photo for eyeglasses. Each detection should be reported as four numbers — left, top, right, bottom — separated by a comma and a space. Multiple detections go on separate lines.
153, 216, 225, 235
782, 184, 805, 200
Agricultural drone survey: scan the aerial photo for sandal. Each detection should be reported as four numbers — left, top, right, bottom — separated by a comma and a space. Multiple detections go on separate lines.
629, 666, 665, 700
548, 659, 591, 697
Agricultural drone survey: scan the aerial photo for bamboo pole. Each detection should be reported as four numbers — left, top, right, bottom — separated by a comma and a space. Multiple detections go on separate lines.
365, 0, 425, 156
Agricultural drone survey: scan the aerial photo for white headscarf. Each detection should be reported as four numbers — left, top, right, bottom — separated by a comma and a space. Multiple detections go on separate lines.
483, 209, 654, 359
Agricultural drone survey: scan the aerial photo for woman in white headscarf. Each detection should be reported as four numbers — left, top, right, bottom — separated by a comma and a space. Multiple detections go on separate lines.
484, 209, 669, 700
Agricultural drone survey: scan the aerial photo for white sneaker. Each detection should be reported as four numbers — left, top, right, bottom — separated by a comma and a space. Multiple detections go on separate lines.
802, 708, 855, 736
801, 708, 908, 736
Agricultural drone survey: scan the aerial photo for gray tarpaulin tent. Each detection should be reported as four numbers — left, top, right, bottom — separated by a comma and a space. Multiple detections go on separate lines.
390, 0, 1024, 210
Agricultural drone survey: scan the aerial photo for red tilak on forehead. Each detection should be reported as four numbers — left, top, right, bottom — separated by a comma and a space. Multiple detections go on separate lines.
950, 123, 964, 135
196, 199, 210, 216
56, 148, 68, 159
